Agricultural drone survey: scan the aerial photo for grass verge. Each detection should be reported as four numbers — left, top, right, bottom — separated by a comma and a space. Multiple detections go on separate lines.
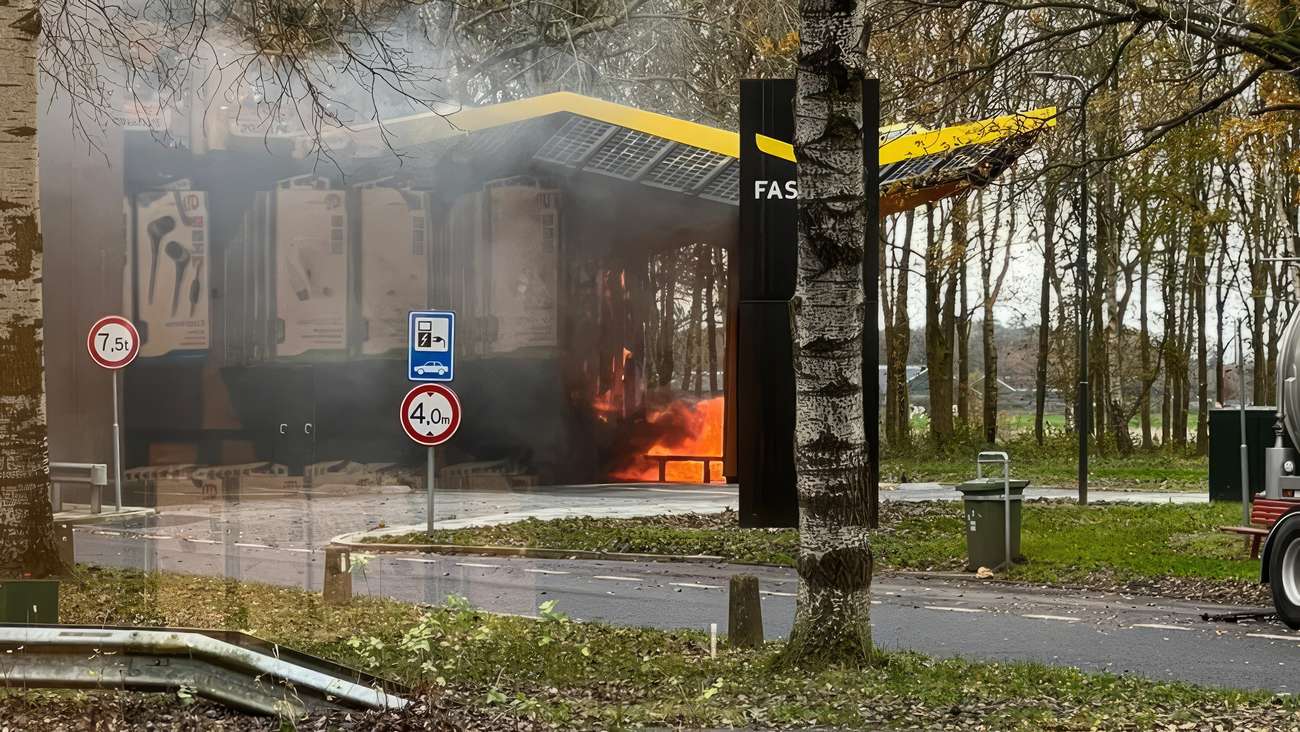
367, 502, 1264, 601
53, 567, 1300, 730
882, 431, 1206, 490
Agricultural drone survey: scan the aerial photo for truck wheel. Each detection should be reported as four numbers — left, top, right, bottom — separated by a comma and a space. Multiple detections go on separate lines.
1270, 519, 1300, 629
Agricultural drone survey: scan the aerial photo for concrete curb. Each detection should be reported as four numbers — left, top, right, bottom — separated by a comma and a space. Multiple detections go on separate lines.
326, 538, 1026, 582
330, 538, 726, 565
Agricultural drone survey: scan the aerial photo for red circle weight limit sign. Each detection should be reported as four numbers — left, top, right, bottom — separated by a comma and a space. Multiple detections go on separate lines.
400, 384, 461, 446
86, 316, 140, 370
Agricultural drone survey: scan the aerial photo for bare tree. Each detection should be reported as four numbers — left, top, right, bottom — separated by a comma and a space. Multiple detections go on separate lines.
881, 210, 914, 446
1033, 172, 1060, 445
977, 179, 1014, 443
924, 200, 961, 445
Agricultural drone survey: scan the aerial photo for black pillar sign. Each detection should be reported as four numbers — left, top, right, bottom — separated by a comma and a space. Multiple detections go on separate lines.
733, 78, 881, 529
736, 79, 799, 529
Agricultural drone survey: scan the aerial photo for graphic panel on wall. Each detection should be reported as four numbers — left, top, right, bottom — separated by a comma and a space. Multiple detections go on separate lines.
133, 190, 209, 358
360, 186, 430, 356
274, 183, 349, 358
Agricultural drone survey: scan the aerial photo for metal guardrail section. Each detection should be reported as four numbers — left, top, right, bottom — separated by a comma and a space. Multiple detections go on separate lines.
48, 462, 109, 514
0, 624, 409, 716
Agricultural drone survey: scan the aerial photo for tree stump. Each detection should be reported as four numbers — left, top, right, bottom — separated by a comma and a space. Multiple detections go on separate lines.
323, 546, 352, 606
728, 574, 764, 649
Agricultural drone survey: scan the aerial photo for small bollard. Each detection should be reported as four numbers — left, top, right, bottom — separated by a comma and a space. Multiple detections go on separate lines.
55, 523, 74, 570
323, 546, 352, 606
727, 574, 764, 649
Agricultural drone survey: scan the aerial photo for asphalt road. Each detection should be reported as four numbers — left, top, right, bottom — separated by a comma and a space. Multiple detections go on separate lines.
75, 523, 1300, 694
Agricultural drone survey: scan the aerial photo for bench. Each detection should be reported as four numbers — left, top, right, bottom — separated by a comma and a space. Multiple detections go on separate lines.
1219, 498, 1300, 559
646, 454, 723, 483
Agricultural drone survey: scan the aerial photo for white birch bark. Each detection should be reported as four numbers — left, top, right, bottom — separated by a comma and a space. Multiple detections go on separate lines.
780, 0, 874, 666
0, 0, 60, 576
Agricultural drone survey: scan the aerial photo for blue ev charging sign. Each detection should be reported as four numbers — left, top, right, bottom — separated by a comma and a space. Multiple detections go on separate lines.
408, 311, 455, 382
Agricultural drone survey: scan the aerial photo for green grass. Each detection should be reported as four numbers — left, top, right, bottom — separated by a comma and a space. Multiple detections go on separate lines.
908, 411, 1201, 437
882, 430, 1207, 490
55, 567, 1299, 730
370, 502, 1259, 588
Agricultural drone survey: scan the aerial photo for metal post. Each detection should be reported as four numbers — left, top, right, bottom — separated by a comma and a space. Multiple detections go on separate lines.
426, 446, 435, 537
1003, 458, 1010, 569
112, 369, 123, 512
1077, 98, 1089, 507
1239, 322, 1250, 526
1030, 70, 1090, 506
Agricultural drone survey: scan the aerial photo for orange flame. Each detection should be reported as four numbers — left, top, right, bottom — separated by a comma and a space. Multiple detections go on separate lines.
613, 397, 725, 483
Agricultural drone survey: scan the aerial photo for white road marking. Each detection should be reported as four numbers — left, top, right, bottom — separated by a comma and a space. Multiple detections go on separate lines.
93, 531, 122, 537
278, 547, 312, 553
1129, 623, 1193, 632
523, 568, 570, 576
592, 575, 642, 582
183, 538, 220, 545
140, 534, 172, 541
455, 562, 499, 569
234, 542, 270, 550
871, 600, 882, 605
1248, 633, 1300, 642
670, 582, 722, 590
760, 590, 796, 598
1023, 614, 1079, 622
389, 556, 437, 564
924, 605, 985, 614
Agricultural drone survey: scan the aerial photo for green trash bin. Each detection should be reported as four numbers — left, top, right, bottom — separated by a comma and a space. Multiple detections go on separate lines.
955, 478, 1029, 571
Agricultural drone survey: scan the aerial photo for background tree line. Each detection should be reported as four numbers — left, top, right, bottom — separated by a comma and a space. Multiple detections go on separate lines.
871, 2, 1300, 459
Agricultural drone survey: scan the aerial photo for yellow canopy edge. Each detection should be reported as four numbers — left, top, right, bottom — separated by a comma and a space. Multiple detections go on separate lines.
432, 92, 1054, 166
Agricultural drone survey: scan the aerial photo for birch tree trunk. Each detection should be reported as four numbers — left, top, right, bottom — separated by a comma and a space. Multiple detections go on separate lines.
0, 1, 61, 578
779, 0, 874, 668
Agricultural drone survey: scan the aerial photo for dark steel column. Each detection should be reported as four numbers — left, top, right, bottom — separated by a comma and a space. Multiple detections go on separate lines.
863, 79, 881, 528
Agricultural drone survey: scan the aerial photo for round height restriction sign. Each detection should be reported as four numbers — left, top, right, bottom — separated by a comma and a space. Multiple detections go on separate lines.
400, 384, 461, 446
87, 316, 140, 370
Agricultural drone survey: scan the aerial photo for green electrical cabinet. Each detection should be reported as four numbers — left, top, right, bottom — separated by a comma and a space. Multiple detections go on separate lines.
1207, 407, 1279, 502
0, 580, 59, 623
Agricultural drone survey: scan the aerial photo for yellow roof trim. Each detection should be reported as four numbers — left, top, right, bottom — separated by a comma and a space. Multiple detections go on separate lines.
879, 107, 1057, 165
755, 108, 1055, 164
350, 92, 1053, 170
755, 133, 795, 162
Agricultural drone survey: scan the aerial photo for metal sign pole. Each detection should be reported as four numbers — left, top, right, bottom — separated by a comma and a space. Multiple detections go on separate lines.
427, 446, 435, 537
112, 369, 123, 512
1238, 322, 1250, 526
1003, 458, 1010, 570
